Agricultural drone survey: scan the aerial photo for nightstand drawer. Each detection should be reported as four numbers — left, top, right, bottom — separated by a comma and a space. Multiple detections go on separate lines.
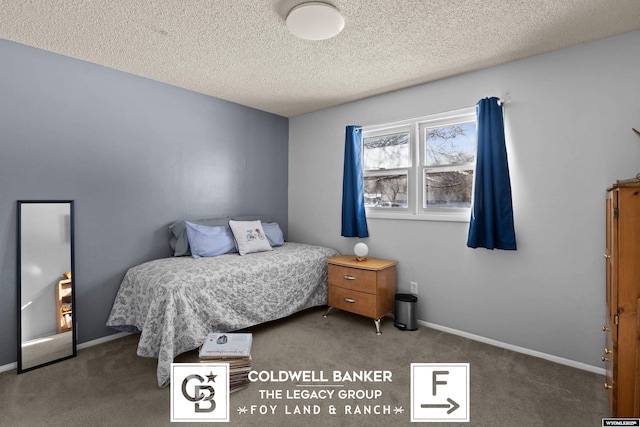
328, 265, 377, 294
328, 286, 377, 318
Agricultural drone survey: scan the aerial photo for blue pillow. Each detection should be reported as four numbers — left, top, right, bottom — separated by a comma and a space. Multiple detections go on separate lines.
263, 222, 285, 247
185, 221, 236, 258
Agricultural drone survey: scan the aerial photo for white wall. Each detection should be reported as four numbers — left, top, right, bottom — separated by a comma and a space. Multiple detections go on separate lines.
288, 31, 640, 370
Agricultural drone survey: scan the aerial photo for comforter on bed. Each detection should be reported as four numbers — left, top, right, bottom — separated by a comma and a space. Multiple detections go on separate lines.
106, 242, 339, 387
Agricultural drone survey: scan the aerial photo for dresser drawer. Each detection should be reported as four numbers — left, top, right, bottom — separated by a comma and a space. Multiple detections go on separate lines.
328, 265, 377, 294
328, 286, 377, 318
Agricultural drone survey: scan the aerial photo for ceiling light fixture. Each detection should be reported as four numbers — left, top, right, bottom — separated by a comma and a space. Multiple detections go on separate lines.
286, 2, 345, 41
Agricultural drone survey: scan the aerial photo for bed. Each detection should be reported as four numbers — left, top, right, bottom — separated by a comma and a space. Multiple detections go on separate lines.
106, 219, 339, 387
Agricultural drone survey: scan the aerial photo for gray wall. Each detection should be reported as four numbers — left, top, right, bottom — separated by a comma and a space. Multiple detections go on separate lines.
288, 31, 640, 371
0, 39, 288, 367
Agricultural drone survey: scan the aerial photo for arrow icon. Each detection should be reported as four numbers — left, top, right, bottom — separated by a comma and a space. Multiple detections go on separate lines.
421, 398, 460, 414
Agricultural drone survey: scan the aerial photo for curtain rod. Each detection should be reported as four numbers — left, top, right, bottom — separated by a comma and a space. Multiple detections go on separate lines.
497, 93, 511, 106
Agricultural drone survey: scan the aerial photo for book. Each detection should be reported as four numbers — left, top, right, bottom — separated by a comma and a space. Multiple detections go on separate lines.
227, 356, 253, 371
199, 332, 253, 360
230, 384, 249, 394
199, 332, 253, 393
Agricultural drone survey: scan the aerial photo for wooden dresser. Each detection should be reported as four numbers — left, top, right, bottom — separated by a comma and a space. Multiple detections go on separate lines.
324, 255, 397, 334
604, 182, 640, 416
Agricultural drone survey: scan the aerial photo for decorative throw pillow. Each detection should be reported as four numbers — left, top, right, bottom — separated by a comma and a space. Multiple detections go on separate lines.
228, 220, 273, 255
185, 221, 237, 258
262, 222, 285, 247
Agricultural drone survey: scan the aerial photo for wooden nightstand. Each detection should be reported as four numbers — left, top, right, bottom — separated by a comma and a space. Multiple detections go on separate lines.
324, 255, 397, 335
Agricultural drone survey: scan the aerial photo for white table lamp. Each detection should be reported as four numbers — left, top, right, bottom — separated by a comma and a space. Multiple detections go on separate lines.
354, 242, 369, 262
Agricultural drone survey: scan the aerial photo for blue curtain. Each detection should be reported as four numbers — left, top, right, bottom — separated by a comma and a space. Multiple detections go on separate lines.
341, 125, 369, 238
467, 97, 516, 250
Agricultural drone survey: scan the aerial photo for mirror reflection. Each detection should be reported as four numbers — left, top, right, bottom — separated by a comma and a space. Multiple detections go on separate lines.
18, 201, 75, 372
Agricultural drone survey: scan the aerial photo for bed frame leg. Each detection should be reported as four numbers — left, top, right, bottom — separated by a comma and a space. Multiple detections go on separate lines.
374, 318, 382, 335
323, 306, 334, 318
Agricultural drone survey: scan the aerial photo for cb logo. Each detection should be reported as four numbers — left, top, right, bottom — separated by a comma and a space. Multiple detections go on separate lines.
182, 374, 216, 412
171, 363, 229, 422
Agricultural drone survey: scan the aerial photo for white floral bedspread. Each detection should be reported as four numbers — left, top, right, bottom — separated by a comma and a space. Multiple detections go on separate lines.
106, 242, 339, 387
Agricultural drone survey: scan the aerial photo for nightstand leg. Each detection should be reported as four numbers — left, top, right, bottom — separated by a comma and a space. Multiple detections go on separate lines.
323, 306, 334, 318
374, 318, 382, 335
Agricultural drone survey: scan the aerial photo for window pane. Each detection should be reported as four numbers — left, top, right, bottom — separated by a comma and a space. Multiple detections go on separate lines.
363, 133, 410, 170
424, 170, 473, 209
364, 174, 408, 208
425, 123, 476, 166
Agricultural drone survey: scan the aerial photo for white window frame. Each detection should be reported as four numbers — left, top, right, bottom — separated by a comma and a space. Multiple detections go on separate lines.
362, 106, 477, 222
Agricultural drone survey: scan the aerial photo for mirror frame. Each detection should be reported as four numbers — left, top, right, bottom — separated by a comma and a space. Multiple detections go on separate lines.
17, 200, 76, 373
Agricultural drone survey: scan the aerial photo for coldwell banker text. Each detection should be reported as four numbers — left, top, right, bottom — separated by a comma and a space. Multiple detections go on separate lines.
248, 370, 393, 383
235, 370, 402, 418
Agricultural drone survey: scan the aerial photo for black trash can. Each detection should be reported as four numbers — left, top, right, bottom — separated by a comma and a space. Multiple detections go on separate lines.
394, 294, 418, 331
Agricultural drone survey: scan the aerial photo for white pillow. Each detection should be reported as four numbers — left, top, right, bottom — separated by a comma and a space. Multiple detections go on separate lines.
228, 220, 273, 255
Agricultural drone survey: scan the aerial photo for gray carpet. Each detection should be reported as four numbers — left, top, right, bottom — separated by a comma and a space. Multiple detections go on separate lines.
0, 307, 608, 426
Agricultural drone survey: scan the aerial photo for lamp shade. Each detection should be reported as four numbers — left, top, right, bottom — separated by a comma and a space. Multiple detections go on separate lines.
286, 2, 345, 40
354, 242, 368, 261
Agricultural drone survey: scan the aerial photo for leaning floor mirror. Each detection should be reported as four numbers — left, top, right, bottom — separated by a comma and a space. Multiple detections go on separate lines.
17, 200, 76, 373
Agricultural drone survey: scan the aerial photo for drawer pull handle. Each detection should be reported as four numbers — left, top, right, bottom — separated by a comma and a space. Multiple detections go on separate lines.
344, 275, 356, 280
604, 347, 613, 355
604, 382, 613, 390
602, 356, 609, 362
344, 298, 356, 303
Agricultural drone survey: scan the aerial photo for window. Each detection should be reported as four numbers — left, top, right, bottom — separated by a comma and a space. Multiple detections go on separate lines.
362, 107, 477, 221
363, 128, 410, 209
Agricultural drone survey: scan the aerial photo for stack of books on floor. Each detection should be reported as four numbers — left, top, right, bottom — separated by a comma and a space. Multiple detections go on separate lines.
199, 332, 253, 393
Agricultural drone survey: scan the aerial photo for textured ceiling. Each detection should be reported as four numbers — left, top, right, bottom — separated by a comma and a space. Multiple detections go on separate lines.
2, 0, 640, 117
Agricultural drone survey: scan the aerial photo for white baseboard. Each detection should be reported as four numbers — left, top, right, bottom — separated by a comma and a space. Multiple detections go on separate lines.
420, 320, 606, 376
76, 331, 131, 350
0, 362, 17, 374
0, 332, 131, 374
